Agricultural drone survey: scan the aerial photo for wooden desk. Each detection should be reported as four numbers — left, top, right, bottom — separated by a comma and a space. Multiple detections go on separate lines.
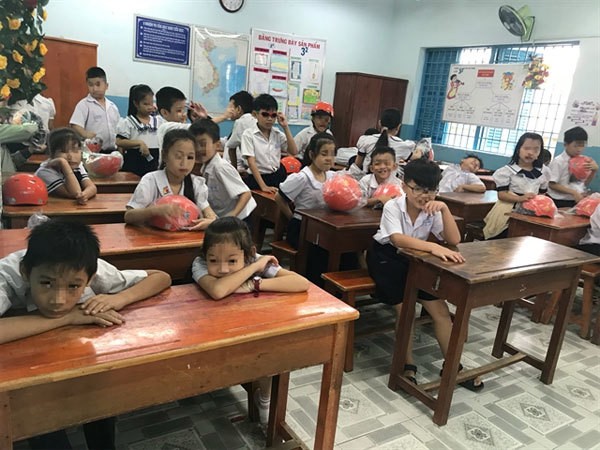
0, 284, 358, 449
1, 193, 129, 229
478, 175, 496, 190
436, 190, 497, 225
296, 208, 382, 274
20, 153, 48, 172
388, 237, 599, 426
507, 211, 590, 247
90, 172, 140, 194
0, 224, 203, 282
250, 190, 285, 249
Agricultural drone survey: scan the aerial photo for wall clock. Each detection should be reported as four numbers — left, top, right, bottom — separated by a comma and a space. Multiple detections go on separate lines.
219, 0, 244, 13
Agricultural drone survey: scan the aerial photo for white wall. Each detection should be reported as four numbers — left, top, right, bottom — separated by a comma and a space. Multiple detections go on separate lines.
44, 0, 397, 103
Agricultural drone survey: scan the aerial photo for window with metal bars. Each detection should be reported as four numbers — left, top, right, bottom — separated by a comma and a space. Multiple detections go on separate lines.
414, 42, 579, 156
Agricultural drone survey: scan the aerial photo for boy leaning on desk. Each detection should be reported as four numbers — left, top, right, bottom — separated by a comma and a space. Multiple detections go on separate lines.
0, 219, 171, 450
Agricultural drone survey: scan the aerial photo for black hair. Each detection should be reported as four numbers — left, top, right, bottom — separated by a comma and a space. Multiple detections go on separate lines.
370, 146, 396, 164
155, 86, 186, 114
509, 132, 544, 168
230, 91, 254, 114
364, 127, 379, 136
253, 94, 278, 112
303, 132, 336, 166
21, 219, 99, 279
200, 217, 255, 265
463, 153, 483, 169
48, 127, 82, 157
189, 118, 220, 143
541, 148, 552, 165
86, 66, 107, 81
127, 84, 154, 117
373, 108, 402, 148
403, 159, 442, 190
161, 129, 197, 203
564, 126, 588, 144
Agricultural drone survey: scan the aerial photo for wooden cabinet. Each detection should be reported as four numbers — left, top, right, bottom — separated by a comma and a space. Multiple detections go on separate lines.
331, 72, 408, 148
43, 37, 97, 128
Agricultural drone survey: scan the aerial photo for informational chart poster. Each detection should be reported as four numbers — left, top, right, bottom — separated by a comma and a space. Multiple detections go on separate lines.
248, 29, 326, 125
442, 64, 528, 129
134, 15, 191, 66
565, 100, 600, 127
190, 26, 249, 116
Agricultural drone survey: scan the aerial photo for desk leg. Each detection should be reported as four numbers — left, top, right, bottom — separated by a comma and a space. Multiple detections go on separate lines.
541, 274, 579, 384
0, 391, 12, 450
434, 299, 470, 426
492, 301, 515, 359
327, 252, 342, 273
296, 219, 309, 276
267, 372, 290, 447
315, 322, 349, 450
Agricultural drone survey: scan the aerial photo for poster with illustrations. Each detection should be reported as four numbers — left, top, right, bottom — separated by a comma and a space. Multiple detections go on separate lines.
190, 26, 249, 116
249, 29, 326, 125
442, 64, 528, 129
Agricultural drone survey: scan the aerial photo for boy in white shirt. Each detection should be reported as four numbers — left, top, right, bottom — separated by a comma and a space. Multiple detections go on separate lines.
241, 94, 298, 193
293, 101, 334, 159
224, 90, 255, 173
69, 67, 120, 153
438, 154, 486, 193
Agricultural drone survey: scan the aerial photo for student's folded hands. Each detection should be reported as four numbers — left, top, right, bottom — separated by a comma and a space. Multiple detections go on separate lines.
69, 307, 125, 328
81, 294, 125, 315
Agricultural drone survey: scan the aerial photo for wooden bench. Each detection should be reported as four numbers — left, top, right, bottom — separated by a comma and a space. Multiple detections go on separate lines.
270, 240, 299, 271
572, 263, 600, 340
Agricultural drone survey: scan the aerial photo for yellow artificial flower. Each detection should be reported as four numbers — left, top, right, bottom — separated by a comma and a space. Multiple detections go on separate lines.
0, 21, 3, 31
31, 39, 38, 50
39, 43, 47, 56
0, 85, 11, 100
6, 79, 20, 89
8, 18, 21, 30
32, 67, 46, 83
0, 55, 7, 70
42, 9, 48, 21
12, 50, 23, 64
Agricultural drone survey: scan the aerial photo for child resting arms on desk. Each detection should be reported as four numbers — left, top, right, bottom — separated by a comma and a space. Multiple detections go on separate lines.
0, 219, 171, 449
192, 216, 308, 424
367, 159, 484, 391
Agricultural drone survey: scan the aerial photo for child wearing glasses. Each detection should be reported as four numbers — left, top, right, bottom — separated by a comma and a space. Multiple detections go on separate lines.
367, 159, 484, 391
241, 94, 298, 193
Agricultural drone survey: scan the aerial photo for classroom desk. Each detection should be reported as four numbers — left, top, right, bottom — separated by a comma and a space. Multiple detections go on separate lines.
0, 283, 358, 450
507, 210, 590, 247
19, 153, 48, 172
90, 172, 140, 194
1, 193, 130, 229
388, 237, 599, 426
478, 175, 496, 190
0, 224, 203, 282
296, 208, 382, 275
436, 190, 497, 225
250, 190, 285, 249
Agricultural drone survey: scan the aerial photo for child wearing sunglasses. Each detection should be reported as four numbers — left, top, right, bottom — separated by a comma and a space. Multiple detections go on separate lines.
240, 94, 298, 193
367, 159, 484, 392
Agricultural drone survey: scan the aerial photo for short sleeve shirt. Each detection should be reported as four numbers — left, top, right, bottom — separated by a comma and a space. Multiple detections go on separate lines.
373, 195, 444, 245
0, 249, 147, 316
293, 127, 333, 158
116, 115, 164, 149
241, 125, 287, 173
580, 204, 600, 245
359, 173, 403, 199
547, 151, 586, 200
201, 154, 256, 219
69, 95, 120, 151
493, 163, 548, 195
356, 134, 415, 169
279, 167, 335, 220
191, 253, 281, 283
35, 161, 89, 193
127, 169, 210, 212
438, 164, 485, 193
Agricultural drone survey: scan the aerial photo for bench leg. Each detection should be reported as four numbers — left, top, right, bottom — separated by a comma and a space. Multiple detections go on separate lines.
344, 293, 356, 372
580, 276, 593, 339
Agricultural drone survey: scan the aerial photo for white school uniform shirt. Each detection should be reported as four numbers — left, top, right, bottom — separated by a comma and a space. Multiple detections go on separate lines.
69, 94, 120, 151
226, 113, 256, 173
127, 169, 210, 212
201, 153, 256, 219
293, 126, 333, 159
279, 166, 335, 220
0, 249, 147, 316
156, 121, 190, 166
356, 134, 414, 171
35, 161, 89, 193
579, 204, 600, 245
438, 164, 485, 193
359, 173, 402, 199
373, 194, 444, 245
241, 125, 287, 174
493, 163, 548, 195
547, 151, 587, 200
191, 253, 280, 283
116, 114, 164, 149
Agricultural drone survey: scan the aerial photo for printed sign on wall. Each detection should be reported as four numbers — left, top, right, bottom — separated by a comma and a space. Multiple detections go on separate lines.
248, 28, 326, 125
134, 15, 191, 66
